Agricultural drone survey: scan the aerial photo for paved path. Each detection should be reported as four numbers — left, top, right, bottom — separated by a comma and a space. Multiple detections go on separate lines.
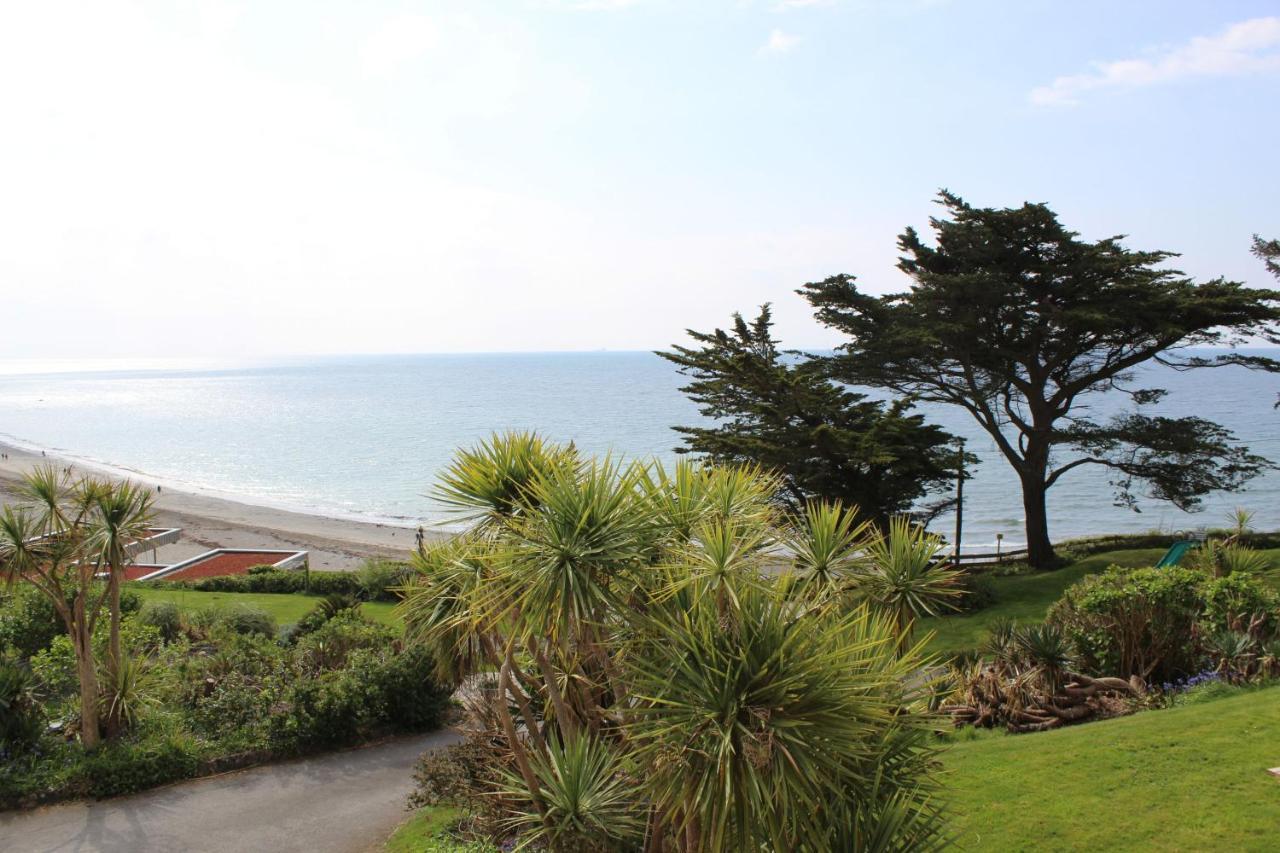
0, 730, 460, 853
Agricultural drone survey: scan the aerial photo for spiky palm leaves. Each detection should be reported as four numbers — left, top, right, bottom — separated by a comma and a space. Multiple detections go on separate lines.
858, 517, 962, 652
82, 480, 155, 735
401, 433, 950, 852
945, 620, 1138, 733
627, 580, 940, 851
0, 467, 156, 747
497, 735, 645, 853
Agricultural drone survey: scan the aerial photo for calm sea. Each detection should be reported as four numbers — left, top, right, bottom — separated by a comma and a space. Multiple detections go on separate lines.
0, 350, 1276, 549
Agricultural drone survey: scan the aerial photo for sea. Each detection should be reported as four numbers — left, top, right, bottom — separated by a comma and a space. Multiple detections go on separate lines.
0, 350, 1277, 550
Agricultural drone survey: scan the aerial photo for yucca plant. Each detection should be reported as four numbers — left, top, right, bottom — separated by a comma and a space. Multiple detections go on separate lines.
404, 434, 949, 851
1012, 623, 1074, 694
856, 516, 962, 653
434, 431, 577, 527
82, 478, 155, 736
1, 467, 157, 748
0, 657, 44, 754
626, 577, 936, 851
399, 535, 501, 685
787, 500, 872, 601
497, 734, 644, 852
99, 653, 159, 733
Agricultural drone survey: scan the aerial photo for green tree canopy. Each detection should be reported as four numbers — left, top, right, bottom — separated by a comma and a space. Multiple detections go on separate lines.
801, 191, 1280, 567
658, 304, 963, 523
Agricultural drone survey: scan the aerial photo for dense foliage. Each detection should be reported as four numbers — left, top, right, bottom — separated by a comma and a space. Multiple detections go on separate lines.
660, 304, 963, 522
799, 192, 1280, 567
0, 571, 449, 808
0, 469, 157, 746
401, 432, 961, 852
152, 559, 410, 600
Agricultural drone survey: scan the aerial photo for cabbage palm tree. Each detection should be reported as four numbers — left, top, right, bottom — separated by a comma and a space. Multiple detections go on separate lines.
856, 515, 961, 653
0, 467, 157, 747
83, 480, 154, 735
401, 433, 949, 851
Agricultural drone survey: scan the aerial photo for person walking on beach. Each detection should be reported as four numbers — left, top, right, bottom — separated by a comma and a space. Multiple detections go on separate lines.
415, 526, 425, 552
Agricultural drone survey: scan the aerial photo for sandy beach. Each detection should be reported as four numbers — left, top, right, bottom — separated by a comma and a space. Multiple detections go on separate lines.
0, 440, 437, 570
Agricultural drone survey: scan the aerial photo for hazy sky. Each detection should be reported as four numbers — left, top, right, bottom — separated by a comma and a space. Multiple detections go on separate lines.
2, 1, 1278, 361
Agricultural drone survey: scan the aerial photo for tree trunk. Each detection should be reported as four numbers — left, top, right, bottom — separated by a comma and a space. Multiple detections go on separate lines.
72, 617, 102, 749
106, 564, 123, 737
1020, 471, 1055, 569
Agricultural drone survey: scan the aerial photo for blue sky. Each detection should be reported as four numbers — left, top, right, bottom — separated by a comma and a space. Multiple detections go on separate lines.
1, 1, 1277, 362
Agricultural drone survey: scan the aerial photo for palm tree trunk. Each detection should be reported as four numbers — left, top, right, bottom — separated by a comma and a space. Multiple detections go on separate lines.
498, 657, 550, 826
105, 561, 123, 737
530, 639, 579, 736
71, 599, 102, 749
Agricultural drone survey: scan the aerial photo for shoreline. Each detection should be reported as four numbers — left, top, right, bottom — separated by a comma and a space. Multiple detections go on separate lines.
0, 440, 445, 571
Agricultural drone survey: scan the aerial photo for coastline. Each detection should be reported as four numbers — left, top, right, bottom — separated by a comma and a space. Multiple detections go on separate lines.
0, 439, 442, 570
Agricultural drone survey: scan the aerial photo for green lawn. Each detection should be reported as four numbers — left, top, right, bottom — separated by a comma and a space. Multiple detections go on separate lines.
132, 586, 401, 627
384, 806, 497, 852
918, 548, 1165, 656
942, 685, 1280, 851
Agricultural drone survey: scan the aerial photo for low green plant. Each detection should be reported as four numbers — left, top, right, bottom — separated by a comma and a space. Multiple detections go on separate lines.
1200, 572, 1278, 636
0, 657, 44, 755
356, 560, 412, 600
98, 654, 159, 733
137, 600, 183, 643
496, 734, 644, 852
79, 726, 201, 798
221, 605, 276, 639
1048, 566, 1203, 682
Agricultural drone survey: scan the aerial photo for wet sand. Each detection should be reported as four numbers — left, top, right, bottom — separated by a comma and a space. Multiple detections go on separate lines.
0, 441, 441, 570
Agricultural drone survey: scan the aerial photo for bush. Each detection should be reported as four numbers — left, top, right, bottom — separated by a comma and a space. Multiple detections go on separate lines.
138, 600, 183, 643
286, 593, 365, 643
0, 586, 61, 658
221, 606, 276, 639
166, 569, 362, 596
0, 658, 44, 756
80, 728, 201, 798
356, 560, 412, 601
1201, 573, 1279, 637
274, 638, 449, 751
953, 573, 997, 613
187, 671, 277, 742
1049, 566, 1204, 683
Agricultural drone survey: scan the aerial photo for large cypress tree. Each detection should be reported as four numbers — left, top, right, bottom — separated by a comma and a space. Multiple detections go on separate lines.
801, 192, 1280, 568
659, 304, 962, 523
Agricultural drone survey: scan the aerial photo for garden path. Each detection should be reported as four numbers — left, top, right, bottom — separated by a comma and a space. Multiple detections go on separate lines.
0, 730, 459, 853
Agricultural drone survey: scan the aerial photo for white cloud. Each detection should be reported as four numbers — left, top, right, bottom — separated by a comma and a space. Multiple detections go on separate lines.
760, 28, 802, 54
1031, 16, 1280, 106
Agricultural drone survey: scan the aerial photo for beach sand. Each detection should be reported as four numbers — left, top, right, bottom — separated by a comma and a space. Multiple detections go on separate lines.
0, 441, 438, 570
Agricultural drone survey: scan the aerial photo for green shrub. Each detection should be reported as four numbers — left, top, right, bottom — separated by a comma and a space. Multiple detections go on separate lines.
80, 728, 201, 798
953, 573, 997, 613
138, 600, 183, 643
221, 605, 276, 639
356, 560, 412, 601
167, 569, 362, 596
274, 640, 449, 751
0, 586, 61, 658
1049, 566, 1204, 682
188, 671, 277, 742
1201, 573, 1279, 636
28, 635, 78, 702
0, 658, 44, 755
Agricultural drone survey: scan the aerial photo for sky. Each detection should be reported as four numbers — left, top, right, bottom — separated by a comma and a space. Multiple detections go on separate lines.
1, 0, 1278, 363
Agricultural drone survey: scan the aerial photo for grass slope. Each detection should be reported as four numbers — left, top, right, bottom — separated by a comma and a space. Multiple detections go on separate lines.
943, 686, 1280, 851
132, 586, 401, 626
918, 548, 1164, 656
